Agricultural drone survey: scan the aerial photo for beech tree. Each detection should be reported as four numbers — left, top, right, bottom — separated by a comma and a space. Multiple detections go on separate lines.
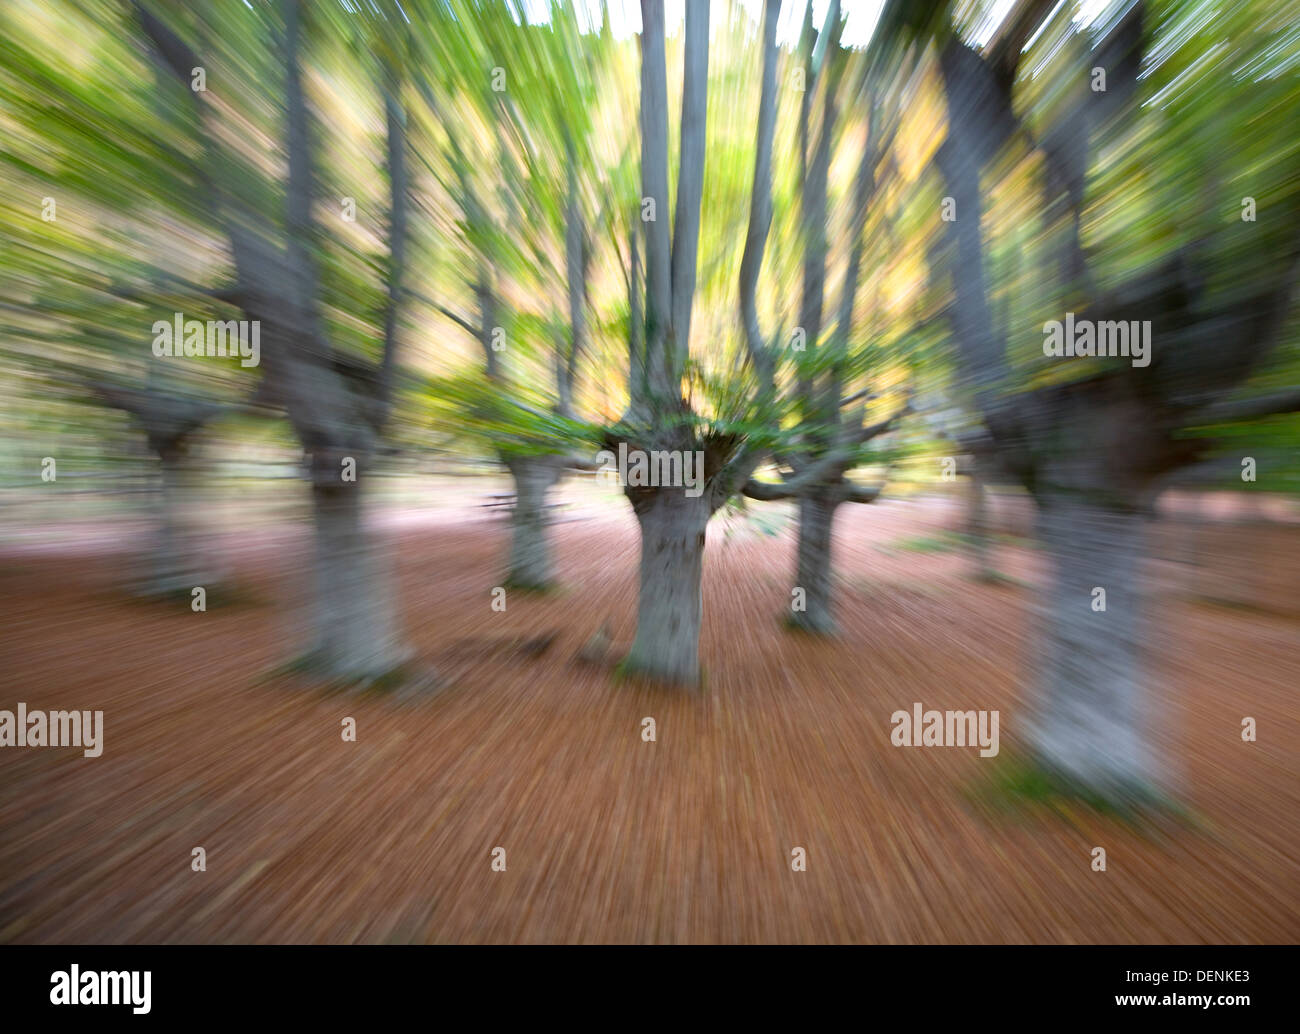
608, 0, 891, 682
604, 0, 752, 685
416, 4, 605, 591
134, 0, 413, 681
738, 1, 914, 635
919, 0, 1300, 799
0, 16, 256, 599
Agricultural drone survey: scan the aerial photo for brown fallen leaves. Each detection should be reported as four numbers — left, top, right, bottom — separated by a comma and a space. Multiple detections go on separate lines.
0, 491, 1296, 943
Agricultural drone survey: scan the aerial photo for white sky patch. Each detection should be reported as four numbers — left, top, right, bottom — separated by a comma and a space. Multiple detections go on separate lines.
536, 0, 886, 49
1072, 0, 1115, 29
967, 0, 1016, 48
758, 0, 886, 49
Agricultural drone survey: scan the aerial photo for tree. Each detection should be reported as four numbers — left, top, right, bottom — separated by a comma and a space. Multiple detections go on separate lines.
738, 2, 914, 634
586, 0, 754, 685
415, 4, 604, 591
923, 0, 1300, 800
0, 11, 251, 598
134, 0, 413, 681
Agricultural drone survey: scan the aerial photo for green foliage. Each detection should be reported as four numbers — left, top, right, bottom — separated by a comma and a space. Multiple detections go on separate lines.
2, 0, 1296, 493
424, 367, 595, 460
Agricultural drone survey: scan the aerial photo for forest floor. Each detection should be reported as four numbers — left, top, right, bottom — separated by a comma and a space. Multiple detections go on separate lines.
1, 482, 1297, 943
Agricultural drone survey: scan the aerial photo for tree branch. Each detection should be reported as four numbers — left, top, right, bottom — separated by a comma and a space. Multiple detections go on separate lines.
841, 479, 886, 504
559, 134, 586, 419
739, 0, 781, 388
668, 0, 709, 373
855, 397, 912, 445
415, 293, 479, 338
1192, 388, 1300, 425
378, 66, 408, 427
741, 476, 796, 501
797, 1, 844, 406
638, 0, 673, 402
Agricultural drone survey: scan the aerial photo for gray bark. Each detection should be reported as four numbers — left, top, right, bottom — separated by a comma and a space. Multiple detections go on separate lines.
378, 74, 407, 422
668, 0, 709, 369
84, 381, 225, 598
627, 224, 646, 406
738, 0, 781, 385
136, 1, 412, 682
623, 490, 712, 687
145, 444, 205, 597
926, 5, 1300, 805
1028, 499, 1159, 798
615, 0, 722, 686
503, 456, 563, 590
638, 0, 673, 400
790, 488, 839, 635
966, 462, 994, 581
558, 145, 586, 420
305, 465, 406, 681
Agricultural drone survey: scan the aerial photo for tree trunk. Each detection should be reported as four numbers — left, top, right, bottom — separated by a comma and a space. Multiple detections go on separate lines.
304, 474, 406, 682
790, 488, 839, 635
503, 456, 562, 590
966, 463, 994, 581
144, 444, 200, 597
1028, 498, 1160, 799
624, 490, 712, 687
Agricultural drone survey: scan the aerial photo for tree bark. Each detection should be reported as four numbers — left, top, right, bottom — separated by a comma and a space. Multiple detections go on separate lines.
638, 0, 673, 399
503, 456, 562, 590
135, 1, 412, 684
790, 488, 840, 634
145, 444, 201, 597
669, 0, 709, 368
1028, 498, 1159, 799
304, 464, 406, 682
966, 462, 994, 581
623, 489, 712, 686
